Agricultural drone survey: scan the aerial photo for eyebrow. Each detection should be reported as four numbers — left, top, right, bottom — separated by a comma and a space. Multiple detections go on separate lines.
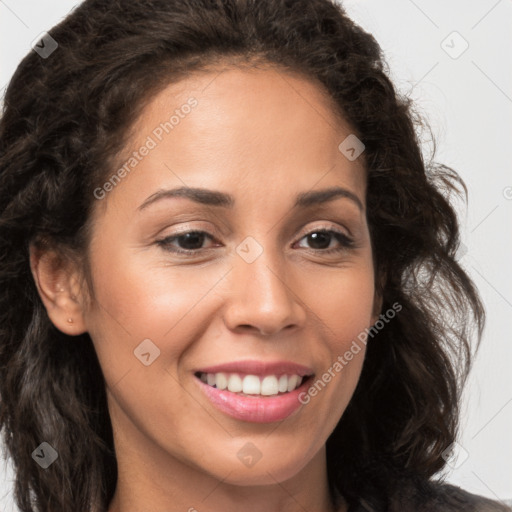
137, 185, 364, 212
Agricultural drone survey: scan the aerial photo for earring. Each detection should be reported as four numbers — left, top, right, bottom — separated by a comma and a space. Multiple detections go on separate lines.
67, 318, 74, 324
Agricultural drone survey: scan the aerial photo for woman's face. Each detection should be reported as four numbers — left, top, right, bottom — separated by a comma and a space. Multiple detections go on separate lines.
80, 65, 380, 486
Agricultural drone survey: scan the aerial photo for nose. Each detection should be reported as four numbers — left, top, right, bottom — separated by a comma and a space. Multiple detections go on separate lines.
222, 244, 306, 337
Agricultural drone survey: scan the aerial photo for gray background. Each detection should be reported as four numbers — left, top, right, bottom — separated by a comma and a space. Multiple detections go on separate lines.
1, 0, 511, 509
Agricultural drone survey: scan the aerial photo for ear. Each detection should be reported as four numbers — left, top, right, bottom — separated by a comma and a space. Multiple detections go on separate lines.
29, 242, 87, 336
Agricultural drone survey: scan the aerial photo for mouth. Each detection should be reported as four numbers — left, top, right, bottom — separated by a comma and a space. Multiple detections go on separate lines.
194, 371, 313, 398
193, 363, 315, 423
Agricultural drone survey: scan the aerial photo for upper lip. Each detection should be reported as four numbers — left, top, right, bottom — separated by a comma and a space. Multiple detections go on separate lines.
195, 359, 314, 377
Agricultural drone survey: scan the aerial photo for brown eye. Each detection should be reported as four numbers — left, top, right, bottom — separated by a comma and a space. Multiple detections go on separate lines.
156, 230, 217, 254
295, 229, 354, 254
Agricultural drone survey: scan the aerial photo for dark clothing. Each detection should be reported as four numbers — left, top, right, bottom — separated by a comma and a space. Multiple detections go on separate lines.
342, 479, 512, 511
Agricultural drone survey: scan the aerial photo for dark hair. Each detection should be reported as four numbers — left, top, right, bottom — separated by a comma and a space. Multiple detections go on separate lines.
0, 0, 484, 511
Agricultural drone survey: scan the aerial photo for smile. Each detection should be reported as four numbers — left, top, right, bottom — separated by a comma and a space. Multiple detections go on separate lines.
195, 371, 305, 397
193, 360, 315, 423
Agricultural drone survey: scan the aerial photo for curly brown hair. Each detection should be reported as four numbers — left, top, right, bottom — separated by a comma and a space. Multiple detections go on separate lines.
0, 0, 484, 511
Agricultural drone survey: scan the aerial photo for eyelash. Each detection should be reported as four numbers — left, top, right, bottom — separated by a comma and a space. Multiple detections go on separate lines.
155, 227, 355, 256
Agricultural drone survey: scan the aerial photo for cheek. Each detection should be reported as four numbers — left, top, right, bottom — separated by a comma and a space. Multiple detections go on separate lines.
83, 247, 218, 436
299, 262, 375, 405
83, 241, 228, 375
305, 261, 376, 345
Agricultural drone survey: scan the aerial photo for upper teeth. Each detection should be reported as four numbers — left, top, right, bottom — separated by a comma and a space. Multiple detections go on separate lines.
199, 372, 304, 396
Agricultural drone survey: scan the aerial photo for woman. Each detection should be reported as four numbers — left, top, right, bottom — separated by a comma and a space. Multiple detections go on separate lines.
0, 0, 509, 511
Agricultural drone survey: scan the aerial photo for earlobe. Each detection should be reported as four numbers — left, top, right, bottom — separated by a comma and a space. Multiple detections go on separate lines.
29, 243, 87, 336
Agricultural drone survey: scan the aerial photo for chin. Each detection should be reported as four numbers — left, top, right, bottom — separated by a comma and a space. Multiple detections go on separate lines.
200, 446, 315, 487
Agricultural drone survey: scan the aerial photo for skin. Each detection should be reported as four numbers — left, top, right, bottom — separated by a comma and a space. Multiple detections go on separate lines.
30, 64, 382, 512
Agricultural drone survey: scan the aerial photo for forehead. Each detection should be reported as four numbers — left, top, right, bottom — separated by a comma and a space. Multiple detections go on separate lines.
93, 65, 366, 220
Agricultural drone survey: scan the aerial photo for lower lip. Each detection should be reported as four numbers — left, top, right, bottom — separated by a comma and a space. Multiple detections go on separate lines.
195, 375, 312, 423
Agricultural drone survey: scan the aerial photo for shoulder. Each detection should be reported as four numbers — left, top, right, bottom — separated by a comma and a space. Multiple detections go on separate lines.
388, 478, 512, 512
